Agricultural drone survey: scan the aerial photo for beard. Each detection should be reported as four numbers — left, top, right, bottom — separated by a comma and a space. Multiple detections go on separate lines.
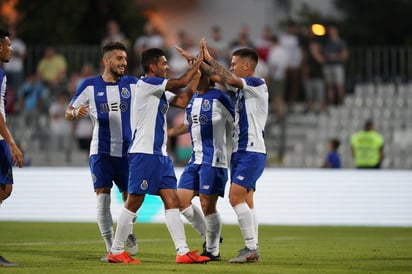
110, 66, 125, 78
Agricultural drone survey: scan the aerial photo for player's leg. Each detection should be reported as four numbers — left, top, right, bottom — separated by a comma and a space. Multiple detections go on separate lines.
178, 163, 206, 239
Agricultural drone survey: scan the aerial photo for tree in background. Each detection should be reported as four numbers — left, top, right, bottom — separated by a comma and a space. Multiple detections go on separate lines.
11, 0, 145, 45
334, 0, 412, 45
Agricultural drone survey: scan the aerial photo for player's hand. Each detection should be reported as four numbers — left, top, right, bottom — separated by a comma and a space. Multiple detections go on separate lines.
175, 45, 196, 65
75, 105, 89, 118
201, 38, 212, 63
10, 144, 24, 168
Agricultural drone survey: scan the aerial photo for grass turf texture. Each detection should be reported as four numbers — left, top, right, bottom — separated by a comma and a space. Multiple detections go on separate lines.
0, 222, 411, 273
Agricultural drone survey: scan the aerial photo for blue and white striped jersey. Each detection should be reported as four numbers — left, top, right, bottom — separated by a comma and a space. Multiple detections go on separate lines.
0, 68, 7, 141
70, 75, 138, 157
232, 77, 268, 154
185, 88, 234, 168
128, 77, 176, 156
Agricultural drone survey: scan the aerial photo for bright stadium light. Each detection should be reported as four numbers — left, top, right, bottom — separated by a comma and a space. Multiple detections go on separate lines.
311, 24, 326, 36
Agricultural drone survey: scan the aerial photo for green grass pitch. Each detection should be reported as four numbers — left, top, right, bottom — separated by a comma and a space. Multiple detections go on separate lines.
0, 222, 411, 273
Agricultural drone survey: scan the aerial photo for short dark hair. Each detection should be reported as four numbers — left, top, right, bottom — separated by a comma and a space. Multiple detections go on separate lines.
364, 119, 374, 130
232, 48, 258, 65
102, 42, 127, 55
330, 138, 340, 150
141, 48, 166, 73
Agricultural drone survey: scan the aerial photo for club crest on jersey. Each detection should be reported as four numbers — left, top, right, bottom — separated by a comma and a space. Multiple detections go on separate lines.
201, 99, 211, 111
140, 180, 148, 190
121, 87, 130, 99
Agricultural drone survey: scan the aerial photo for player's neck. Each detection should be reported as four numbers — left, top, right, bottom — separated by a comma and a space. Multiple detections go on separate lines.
101, 71, 120, 83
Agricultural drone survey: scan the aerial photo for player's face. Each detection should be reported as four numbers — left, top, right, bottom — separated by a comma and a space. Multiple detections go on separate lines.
107, 49, 127, 78
229, 55, 246, 78
153, 56, 169, 78
0, 37, 13, 63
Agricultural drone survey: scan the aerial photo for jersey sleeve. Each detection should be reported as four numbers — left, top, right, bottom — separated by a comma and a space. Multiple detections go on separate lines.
241, 77, 267, 97
70, 79, 91, 108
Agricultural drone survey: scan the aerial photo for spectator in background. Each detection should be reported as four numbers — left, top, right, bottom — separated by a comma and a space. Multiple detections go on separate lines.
302, 26, 326, 117
4, 26, 26, 93
16, 74, 48, 132
207, 25, 229, 67
322, 25, 349, 106
350, 120, 384, 169
279, 20, 303, 110
322, 138, 341, 168
133, 22, 165, 75
168, 30, 197, 78
229, 25, 255, 53
255, 25, 272, 63
49, 91, 73, 163
267, 35, 289, 121
101, 19, 130, 48
36, 46, 67, 98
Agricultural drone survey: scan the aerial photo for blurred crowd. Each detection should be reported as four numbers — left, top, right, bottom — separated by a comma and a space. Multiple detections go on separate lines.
4, 19, 350, 166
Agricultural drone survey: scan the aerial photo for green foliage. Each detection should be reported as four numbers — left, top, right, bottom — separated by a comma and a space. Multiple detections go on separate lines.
1, 222, 411, 273
334, 0, 412, 45
14, 0, 145, 44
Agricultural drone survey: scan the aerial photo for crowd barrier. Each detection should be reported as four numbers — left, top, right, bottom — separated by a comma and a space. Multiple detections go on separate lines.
1, 168, 411, 226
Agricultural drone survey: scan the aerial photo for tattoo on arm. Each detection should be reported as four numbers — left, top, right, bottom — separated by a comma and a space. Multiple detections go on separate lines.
209, 59, 232, 82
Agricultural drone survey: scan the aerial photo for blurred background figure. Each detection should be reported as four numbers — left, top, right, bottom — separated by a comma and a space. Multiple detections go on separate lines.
3, 26, 26, 93
207, 25, 229, 67
101, 19, 130, 48
48, 91, 73, 163
267, 35, 289, 121
322, 25, 349, 106
322, 138, 341, 168
133, 22, 165, 76
350, 120, 384, 169
279, 20, 303, 111
36, 46, 67, 99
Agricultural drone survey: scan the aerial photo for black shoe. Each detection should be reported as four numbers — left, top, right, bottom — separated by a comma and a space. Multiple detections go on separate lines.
202, 237, 223, 253
200, 250, 221, 261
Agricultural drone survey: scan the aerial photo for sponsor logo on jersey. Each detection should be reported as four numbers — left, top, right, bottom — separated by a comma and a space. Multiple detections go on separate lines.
97, 92, 105, 96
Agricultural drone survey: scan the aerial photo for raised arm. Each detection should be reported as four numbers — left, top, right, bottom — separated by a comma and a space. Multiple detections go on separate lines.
171, 69, 200, 109
202, 39, 243, 89
165, 39, 204, 91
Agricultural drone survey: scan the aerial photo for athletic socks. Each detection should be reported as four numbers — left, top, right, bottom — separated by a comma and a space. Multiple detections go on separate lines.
180, 204, 206, 239
233, 203, 257, 250
96, 193, 113, 252
250, 208, 259, 245
110, 207, 136, 255
165, 208, 189, 255
205, 212, 222, 256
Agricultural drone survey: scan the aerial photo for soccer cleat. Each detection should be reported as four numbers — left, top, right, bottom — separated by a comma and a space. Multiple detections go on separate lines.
100, 252, 109, 262
200, 250, 221, 261
229, 247, 259, 263
125, 233, 138, 255
107, 251, 141, 264
0, 256, 18, 267
176, 250, 211, 264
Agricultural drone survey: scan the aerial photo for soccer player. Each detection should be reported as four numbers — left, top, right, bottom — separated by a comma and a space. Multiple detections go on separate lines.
65, 42, 137, 262
168, 65, 234, 261
201, 42, 268, 263
107, 41, 210, 264
0, 29, 24, 267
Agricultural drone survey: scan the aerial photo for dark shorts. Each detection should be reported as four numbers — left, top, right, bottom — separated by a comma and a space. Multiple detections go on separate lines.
230, 151, 266, 191
128, 153, 177, 195
0, 140, 13, 185
89, 154, 129, 192
178, 163, 228, 197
